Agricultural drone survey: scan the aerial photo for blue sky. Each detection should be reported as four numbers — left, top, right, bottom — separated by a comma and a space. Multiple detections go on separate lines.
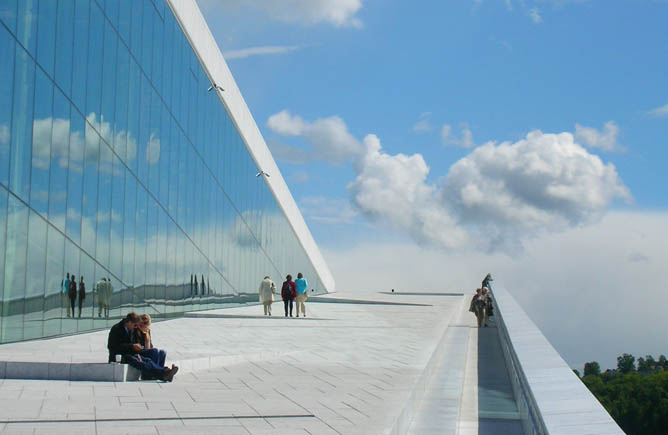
198, 0, 668, 369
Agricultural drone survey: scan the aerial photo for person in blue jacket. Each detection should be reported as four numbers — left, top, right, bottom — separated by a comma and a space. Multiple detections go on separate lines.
295, 273, 308, 317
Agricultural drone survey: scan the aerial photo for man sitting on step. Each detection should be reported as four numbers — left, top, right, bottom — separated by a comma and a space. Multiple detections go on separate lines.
107, 312, 178, 382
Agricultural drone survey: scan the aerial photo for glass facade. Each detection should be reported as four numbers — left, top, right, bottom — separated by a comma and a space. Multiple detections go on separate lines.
0, 0, 326, 344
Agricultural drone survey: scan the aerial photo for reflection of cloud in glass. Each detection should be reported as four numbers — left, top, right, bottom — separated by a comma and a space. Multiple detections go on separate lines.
146, 132, 160, 165
0, 123, 9, 146
30, 113, 139, 171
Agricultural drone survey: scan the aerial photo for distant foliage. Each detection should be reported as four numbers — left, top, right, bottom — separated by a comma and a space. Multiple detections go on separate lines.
581, 354, 668, 435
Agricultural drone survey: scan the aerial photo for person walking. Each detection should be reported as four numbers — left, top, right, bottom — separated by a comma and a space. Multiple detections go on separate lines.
62, 273, 71, 317
68, 272, 77, 318
482, 287, 493, 326
469, 288, 487, 328
258, 276, 276, 316
281, 275, 296, 317
78, 276, 86, 318
294, 273, 308, 318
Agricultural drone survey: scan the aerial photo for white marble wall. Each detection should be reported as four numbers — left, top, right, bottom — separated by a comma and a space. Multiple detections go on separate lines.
492, 286, 624, 435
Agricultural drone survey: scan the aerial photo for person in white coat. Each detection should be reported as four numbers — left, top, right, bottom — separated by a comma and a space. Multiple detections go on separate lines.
258, 276, 276, 316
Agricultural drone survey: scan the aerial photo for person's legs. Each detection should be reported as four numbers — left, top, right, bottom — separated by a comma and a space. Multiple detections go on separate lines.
78, 298, 83, 317
263, 303, 268, 315
267, 302, 271, 316
98, 303, 102, 317
289, 298, 294, 317
295, 296, 300, 317
126, 355, 165, 380
483, 307, 488, 327
158, 350, 166, 367
70, 298, 75, 318
284, 299, 289, 317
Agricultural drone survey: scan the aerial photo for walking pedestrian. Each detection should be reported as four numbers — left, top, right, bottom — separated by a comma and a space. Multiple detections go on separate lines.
68, 272, 77, 318
281, 275, 296, 317
258, 276, 276, 316
78, 276, 86, 318
295, 273, 308, 317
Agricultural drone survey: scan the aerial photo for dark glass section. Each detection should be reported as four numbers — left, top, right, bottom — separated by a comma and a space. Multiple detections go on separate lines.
0, 0, 327, 344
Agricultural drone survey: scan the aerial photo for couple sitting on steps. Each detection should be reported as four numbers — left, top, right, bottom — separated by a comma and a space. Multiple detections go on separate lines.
107, 312, 179, 382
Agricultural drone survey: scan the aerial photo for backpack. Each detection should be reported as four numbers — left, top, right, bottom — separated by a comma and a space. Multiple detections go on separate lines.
282, 281, 294, 299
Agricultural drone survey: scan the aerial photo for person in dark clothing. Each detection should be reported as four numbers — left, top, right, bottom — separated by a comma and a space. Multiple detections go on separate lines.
281, 275, 296, 317
68, 272, 77, 318
482, 273, 493, 290
107, 312, 178, 382
78, 276, 86, 318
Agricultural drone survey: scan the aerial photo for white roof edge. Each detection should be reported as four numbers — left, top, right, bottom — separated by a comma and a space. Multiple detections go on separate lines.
165, 0, 336, 292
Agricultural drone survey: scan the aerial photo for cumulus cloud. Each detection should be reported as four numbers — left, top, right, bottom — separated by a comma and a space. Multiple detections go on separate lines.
267, 110, 363, 164
269, 111, 630, 252
441, 130, 631, 250
574, 121, 623, 152
349, 135, 468, 248
441, 123, 476, 148
223, 45, 300, 60
647, 103, 668, 117
231, 0, 363, 27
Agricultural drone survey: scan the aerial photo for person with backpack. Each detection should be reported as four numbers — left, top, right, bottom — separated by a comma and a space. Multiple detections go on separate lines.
294, 273, 308, 317
281, 275, 296, 317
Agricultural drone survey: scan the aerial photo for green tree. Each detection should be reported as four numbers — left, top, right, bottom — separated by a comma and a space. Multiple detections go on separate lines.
617, 353, 636, 374
659, 355, 667, 369
573, 369, 581, 377
584, 361, 601, 376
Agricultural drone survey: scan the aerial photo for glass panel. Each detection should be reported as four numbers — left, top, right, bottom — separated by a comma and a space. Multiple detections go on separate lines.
54, 0, 74, 96
0, 0, 18, 33
16, 0, 37, 59
9, 46, 35, 202
43, 224, 64, 336
24, 210, 46, 339
109, 155, 124, 279
2, 195, 28, 342
48, 86, 69, 232
30, 66, 53, 215
71, 0, 89, 112
95, 141, 112, 271
76, 253, 94, 329
114, 43, 129, 162
0, 24, 15, 186
81, 118, 99, 256
0, 188, 7, 339
85, 2, 102, 121
66, 110, 84, 245
36, 0, 56, 77
61, 238, 79, 334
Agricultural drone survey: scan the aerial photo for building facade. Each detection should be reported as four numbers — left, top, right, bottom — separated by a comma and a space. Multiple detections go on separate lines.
0, 0, 334, 344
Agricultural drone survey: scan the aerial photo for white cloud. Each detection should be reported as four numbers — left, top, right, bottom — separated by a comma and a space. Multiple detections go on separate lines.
574, 121, 623, 152
223, 45, 300, 60
529, 7, 543, 23
267, 110, 363, 164
270, 111, 630, 252
412, 120, 432, 133
234, 0, 363, 27
412, 112, 433, 133
441, 130, 631, 250
323, 211, 668, 370
300, 196, 358, 224
349, 134, 469, 249
647, 103, 668, 117
441, 123, 476, 148
290, 170, 311, 184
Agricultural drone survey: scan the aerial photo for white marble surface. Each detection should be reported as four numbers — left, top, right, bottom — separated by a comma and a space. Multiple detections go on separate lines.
0, 291, 462, 434
492, 286, 624, 435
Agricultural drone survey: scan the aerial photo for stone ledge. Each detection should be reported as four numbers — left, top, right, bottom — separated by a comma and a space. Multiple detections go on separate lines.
0, 361, 140, 382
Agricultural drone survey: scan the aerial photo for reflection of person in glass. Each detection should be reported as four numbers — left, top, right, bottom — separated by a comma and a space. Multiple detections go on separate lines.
134, 314, 168, 379
258, 276, 276, 316
68, 272, 77, 318
295, 273, 308, 317
78, 276, 86, 318
62, 273, 71, 317
107, 312, 178, 382
281, 275, 296, 317
96, 277, 112, 318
